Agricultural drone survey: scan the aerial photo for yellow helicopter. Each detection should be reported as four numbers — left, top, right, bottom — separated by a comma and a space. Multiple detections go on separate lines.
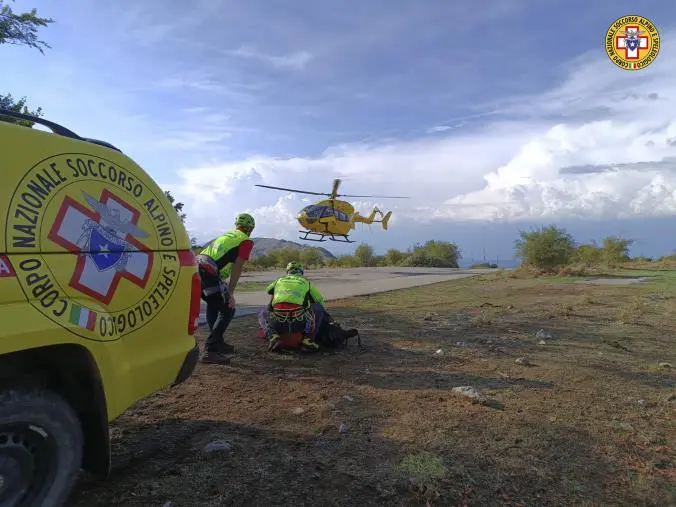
255, 178, 408, 243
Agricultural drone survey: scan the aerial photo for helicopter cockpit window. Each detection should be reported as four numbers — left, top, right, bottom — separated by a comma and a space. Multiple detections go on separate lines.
304, 206, 322, 218
335, 210, 349, 221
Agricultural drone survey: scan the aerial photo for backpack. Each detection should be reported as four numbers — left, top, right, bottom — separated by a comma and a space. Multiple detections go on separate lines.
315, 319, 361, 349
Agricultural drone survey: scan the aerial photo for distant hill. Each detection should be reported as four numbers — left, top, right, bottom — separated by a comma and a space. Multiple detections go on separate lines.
200, 236, 336, 259
250, 237, 335, 259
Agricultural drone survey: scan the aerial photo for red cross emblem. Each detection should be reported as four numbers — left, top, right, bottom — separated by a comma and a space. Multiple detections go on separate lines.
615, 25, 649, 60
47, 189, 154, 305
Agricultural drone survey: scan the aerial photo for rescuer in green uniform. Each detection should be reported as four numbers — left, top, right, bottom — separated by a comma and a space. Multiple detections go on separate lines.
197, 213, 256, 364
264, 261, 358, 352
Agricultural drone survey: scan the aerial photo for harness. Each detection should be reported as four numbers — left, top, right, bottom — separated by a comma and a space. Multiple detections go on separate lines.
268, 304, 315, 336
197, 254, 228, 298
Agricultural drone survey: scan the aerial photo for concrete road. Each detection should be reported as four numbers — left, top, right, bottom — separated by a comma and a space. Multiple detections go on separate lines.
198, 267, 491, 326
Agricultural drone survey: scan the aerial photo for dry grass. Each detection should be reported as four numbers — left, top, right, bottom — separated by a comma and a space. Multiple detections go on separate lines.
67, 268, 676, 507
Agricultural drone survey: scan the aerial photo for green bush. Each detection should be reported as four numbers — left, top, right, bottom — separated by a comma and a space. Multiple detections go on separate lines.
399, 240, 460, 268
354, 243, 375, 267
383, 248, 406, 266
601, 235, 633, 267
515, 225, 577, 270
575, 243, 602, 267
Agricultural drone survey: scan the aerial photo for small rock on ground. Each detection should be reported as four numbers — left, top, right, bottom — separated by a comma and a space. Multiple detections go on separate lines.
515, 357, 531, 365
536, 329, 553, 340
658, 362, 672, 369
452, 386, 487, 402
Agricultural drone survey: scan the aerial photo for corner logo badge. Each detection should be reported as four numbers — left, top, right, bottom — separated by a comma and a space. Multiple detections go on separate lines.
605, 15, 660, 71
6, 154, 181, 340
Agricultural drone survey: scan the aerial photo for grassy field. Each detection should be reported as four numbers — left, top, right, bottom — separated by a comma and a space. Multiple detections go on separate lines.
67, 267, 675, 507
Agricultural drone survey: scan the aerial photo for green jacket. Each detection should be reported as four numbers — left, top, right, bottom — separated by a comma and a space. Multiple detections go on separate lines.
200, 229, 249, 278
266, 274, 324, 307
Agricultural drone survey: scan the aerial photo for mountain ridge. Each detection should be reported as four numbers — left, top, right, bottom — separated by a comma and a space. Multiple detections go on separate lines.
201, 236, 336, 259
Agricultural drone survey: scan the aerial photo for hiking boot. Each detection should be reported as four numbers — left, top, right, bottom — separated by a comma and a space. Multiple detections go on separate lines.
300, 337, 319, 351
218, 341, 235, 354
268, 334, 282, 352
201, 351, 231, 365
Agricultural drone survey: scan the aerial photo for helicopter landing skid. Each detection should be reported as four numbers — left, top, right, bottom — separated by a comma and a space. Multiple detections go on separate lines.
298, 230, 354, 243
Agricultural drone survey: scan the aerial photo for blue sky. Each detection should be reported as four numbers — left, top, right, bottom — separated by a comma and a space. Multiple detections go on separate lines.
3, 0, 676, 261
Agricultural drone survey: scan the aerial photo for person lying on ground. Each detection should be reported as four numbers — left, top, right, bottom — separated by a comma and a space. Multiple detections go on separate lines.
263, 261, 358, 352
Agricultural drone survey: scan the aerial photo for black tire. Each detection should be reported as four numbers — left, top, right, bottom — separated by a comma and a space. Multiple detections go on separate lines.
0, 388, 83, 507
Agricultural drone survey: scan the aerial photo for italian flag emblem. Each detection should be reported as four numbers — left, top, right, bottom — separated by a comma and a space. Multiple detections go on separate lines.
69, 303, 97, 331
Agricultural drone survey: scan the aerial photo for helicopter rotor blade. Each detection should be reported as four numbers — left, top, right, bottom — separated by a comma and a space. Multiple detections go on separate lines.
254, 184, 328, 196
338, 194, 410, 199
329, 178, 341, 200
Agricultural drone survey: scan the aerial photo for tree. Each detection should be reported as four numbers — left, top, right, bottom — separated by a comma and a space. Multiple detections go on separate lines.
354, 243, 375, 267
0, 0, 54, 53
418, 240, 461, 266
1, 2, 53, 127
164, 190, 186, 223
514, 225, 577, 270
299, 248, 324, 267
250, 253, 276, 270
338, 254, 359, 268
270, 248, 301, 268
0, 92, 43, 126
601, 235, 633, 267
399, 240, 461, 268
575, 243, 602, 267
383, 248, 405, 266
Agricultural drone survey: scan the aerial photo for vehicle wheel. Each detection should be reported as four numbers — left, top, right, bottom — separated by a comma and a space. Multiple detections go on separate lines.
0, 388, 83, 507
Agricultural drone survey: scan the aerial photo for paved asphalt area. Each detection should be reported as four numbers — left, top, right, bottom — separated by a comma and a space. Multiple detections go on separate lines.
198, 267, 490, 326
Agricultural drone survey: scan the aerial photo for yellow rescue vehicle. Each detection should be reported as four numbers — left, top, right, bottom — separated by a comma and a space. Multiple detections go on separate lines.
0, 110, 201, 507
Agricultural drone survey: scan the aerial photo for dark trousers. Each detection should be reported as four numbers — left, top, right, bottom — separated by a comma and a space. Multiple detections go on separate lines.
309, 302, 326, 340
204, 293, 236, 352
199, 265, 235, 352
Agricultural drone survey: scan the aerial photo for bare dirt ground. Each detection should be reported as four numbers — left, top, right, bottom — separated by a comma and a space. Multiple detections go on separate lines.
67, 267, 676, 507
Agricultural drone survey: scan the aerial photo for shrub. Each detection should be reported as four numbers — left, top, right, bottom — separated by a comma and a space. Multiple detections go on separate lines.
400, 240, 461, 268
515, 225, 577, 271
354, 243, 375, 267
575, 243, 602, 267
383, 248, 406, 266
601, 235, 633, 268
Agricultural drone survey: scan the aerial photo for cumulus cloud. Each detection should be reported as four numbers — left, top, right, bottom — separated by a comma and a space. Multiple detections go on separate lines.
160, 27, 676, 243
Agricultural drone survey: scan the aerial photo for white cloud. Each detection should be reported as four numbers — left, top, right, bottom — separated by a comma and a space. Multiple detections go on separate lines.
225, 46, 314, 70
427, 126, 452, 133
162, 28, 676, 242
